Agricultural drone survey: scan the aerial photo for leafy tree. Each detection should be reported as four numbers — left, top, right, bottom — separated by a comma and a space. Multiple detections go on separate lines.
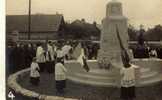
145, 24, 162, 41
128, 24, 138, 41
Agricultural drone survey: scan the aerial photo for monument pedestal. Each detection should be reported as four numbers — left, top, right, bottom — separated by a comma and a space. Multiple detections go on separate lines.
98, 0, 130, 67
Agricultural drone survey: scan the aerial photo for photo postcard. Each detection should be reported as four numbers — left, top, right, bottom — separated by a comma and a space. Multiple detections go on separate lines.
6, 0, 162, 100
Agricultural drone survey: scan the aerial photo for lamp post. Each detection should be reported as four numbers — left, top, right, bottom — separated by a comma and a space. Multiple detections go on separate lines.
28, 0, 31, 40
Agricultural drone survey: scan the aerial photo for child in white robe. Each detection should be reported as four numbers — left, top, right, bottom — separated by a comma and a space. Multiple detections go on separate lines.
36, 43, 46, 72
30, 57, 40, 86
55, 59, 67, 94
120, 63, 139, 100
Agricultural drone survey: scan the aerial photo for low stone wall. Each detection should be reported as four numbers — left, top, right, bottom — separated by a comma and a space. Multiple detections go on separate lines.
7, 68, 77, 100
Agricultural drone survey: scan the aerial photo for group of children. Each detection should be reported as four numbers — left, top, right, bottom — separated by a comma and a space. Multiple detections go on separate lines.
29, 41, 71, 94
30, 57, 67, 94
29, 41, 140, 99
30, 57, 139, 99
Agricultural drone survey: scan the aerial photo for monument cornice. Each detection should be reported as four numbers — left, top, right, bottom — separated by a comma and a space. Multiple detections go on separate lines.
105, 16, 127, 20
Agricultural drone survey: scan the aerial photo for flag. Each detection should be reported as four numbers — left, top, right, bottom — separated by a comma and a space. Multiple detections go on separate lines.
73, 43, 89, 72
116, 25, 130, 66
82, 56, 90, 72
77, 48, 90, 72
72, 43, 82, 59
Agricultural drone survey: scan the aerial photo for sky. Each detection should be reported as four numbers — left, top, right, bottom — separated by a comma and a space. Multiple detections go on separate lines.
6, 0, 162, 29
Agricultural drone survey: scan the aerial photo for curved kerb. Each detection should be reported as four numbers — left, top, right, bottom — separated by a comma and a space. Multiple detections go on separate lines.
7, 59, 162, 99
7, 68, 77, 100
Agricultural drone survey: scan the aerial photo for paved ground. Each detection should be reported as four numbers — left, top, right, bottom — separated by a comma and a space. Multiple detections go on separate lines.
9, 72, 162, 100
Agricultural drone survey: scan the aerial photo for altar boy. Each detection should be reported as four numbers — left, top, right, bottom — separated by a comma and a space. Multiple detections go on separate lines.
30, 57, 40, 86
55, 59, 67, 94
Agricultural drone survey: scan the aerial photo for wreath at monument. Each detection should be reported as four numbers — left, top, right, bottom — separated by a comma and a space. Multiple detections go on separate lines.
98, 57, 112, 70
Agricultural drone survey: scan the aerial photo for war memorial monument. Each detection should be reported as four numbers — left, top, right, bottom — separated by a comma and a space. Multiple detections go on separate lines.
7, 0, 162, 100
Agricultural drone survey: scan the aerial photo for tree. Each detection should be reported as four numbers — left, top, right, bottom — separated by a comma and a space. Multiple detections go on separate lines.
128, 24, 138, 41
145, 24, 162, 41
63, 20, 100, 40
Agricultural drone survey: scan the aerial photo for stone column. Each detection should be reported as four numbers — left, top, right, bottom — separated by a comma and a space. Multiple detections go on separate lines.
98, 0, 130, 68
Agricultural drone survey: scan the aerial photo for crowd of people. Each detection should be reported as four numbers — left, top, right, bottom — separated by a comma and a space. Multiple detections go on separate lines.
28, 40, 100, 94
132, 44, 162, 59
6, 40, 162, 98
6, 40, 100, 94
6, 40, 162, 76
6, 41, 100, 73
6, 43, 36, 74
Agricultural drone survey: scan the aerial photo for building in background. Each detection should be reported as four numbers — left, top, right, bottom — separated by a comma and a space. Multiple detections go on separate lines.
6, 14, 66, 40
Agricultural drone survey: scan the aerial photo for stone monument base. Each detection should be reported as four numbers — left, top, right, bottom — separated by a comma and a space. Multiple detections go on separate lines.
65, 59, 162, 87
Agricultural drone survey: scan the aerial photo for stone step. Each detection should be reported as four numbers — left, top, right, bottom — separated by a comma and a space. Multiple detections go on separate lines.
69, 71, 158, 84
88, 69, 118, 76
140, 67, 150, 73
68, 73, 162, 87
67, 76, 117, 87
68, 68, 157, 82
69, 73, 116, 83
140, 71, 159, 82
73, 70, 158, 79
88, 67, 150, 72
140, 71, 158, 79
69, 68, 154, 78
87, 60, 99, 69
66, 61, 153, 75
75, 73, 116, 80
138, 74, 162, 86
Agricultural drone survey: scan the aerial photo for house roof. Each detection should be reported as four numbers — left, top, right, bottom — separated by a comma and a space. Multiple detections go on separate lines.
6, 14, 64, 33
71, 20, 101, 34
